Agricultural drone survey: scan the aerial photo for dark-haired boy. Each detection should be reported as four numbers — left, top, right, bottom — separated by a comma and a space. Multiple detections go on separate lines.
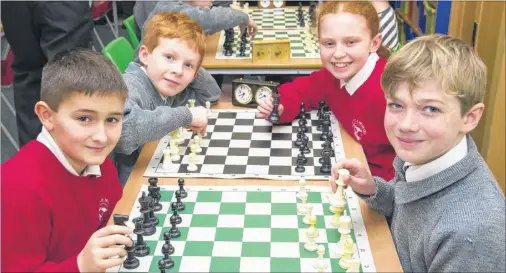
1, 48, 133, 272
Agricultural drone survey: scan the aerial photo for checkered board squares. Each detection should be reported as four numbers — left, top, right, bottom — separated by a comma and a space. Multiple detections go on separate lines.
145, 109, 346, 180
248, 8, 313, 29
216, 28, 319, 59
107, 185, 376, 273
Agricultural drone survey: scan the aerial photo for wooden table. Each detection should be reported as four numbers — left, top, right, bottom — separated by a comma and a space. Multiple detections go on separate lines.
110, 93, 403, 272
200, 7, 323, 75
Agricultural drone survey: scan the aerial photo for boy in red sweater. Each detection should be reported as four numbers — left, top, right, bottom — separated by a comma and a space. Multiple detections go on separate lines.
1, 49, 133, 272
257, 2, 395, 180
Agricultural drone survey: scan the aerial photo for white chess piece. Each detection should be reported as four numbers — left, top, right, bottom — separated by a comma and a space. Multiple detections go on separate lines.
176, 127, 184, 144
162, 149, 172, 169
243, 2, 249, 12
297, 177, 306, 200
313, 245, 328, 272
187, 152, 198, 171
170, 139, 180, 162
297, 191, 308, 214
193, 135, 202, 153
205, 101, 211, 116
345, 258, 361, 273
333, 215, 352, 258
304, 215, 318, 251
302, 203, 313, 225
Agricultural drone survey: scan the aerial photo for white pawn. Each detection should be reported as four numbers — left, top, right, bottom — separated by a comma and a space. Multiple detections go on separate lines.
205, 101, 211, 117
304, 215, 318, 251
176, 127, 184, 144
297, 177, 306, 200
170, 139, 180, 162
193, 135, 202, 153
162, 149, 172, 169
313, 245, 328, 272
302, 203, 313, 225
187, 152, 198, 172
297, 191, 308, 214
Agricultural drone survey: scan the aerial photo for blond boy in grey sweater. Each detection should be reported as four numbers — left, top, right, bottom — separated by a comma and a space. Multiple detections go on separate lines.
331, 34, 505, 272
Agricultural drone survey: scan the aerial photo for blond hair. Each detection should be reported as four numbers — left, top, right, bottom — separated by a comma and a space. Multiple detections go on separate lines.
143, 11, 206, 68
381, 34, 487, 114
317, 1, 390, 59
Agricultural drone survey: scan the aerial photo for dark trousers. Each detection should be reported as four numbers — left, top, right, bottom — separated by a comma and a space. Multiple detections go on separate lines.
1, 1, 93, 147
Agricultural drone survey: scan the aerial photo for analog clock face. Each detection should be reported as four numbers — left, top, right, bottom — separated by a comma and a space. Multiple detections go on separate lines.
255, 86, 273, 103
234, 84, 253, 104
273, 0, 284, 8
260, 0, 271, 8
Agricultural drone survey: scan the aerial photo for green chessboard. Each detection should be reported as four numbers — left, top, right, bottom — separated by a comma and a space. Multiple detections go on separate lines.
108, 184, 376, 272
247, 8, 314, 29
216, 28, 319, 59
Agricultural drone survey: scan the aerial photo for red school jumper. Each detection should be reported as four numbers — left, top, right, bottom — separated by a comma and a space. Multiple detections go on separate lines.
1, 140, 122, 272
278, 59, 395, 181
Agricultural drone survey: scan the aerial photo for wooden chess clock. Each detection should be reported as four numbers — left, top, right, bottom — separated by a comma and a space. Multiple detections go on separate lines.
252, 39, 291, 63
258, 0, 286, 9
232, 78, 280, 108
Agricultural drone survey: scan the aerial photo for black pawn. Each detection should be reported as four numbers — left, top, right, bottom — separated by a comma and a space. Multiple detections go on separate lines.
170, 202, 182, 224
163, 231, 175, 255
295, 157, 305, 173
268, 90, 280, 123
133, 218, 150, 257
123, 238, 140, 269
162, 244, 175, 269
297, 150, 307, 164
320, 149, 332, 174
178, 178, 187, 198
175, 190, 185, 211
169, 216, 181, 238
298, 102, 306, 119
159, 260, 166, 273
295, 131, 303, 147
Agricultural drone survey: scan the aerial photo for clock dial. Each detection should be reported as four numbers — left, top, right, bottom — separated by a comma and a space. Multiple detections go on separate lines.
273, 0, 284, 8
234, 84, 253, 105
260, 0, 271, 8
255, 86, 273, 103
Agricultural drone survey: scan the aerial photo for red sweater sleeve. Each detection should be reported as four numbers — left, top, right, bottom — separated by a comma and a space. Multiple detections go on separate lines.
277, 69, 328, 123
1, 177, 80, 272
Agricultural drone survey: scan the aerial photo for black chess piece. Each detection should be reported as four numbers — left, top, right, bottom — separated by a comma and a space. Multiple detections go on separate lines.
170, 202, 182, 224
133, 218, 150, 257
162, 244, 175, 269
123, 238, 140, 269
298, 102, 306, 119
163, 231, 175, 255
159, 259, 166, 273
148, 196, 160, 226
225, 49, 233, 56
178, 178, 187, 198
320, 149, 332, 174
320, 113, 331, 141
295, 131, 303, 147
298, 118, 308, 133
175, 190, 185, 211
295, 157, 305, 173
113, 214, 129, 226
297, 149, 307, 164
302, 136, 310, 154
139, 192, 156, 236
268, 90, 280, 123
148, 183, 162, 212
169, 216, 181, 238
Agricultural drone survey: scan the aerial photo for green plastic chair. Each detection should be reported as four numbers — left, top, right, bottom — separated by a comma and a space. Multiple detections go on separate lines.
101, 37, 134, 73
123, 15, 140, 49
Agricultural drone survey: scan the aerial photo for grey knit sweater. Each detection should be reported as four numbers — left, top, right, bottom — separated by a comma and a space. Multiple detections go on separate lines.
115, 62, 221, 155
134, 1, 249, 36
361, 135, 506, 272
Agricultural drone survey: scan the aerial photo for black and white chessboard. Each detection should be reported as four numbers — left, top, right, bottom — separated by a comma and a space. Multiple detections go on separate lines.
247, 8, 313, 29
216, 28, 319, 59
145, 109, 346, 180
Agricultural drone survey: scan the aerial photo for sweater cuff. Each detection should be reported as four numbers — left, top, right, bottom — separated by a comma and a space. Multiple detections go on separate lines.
355, 176, 389, 201
177, 106, 193, 128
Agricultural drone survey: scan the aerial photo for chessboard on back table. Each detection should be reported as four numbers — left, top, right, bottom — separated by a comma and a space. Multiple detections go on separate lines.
145, 107, 345, 180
